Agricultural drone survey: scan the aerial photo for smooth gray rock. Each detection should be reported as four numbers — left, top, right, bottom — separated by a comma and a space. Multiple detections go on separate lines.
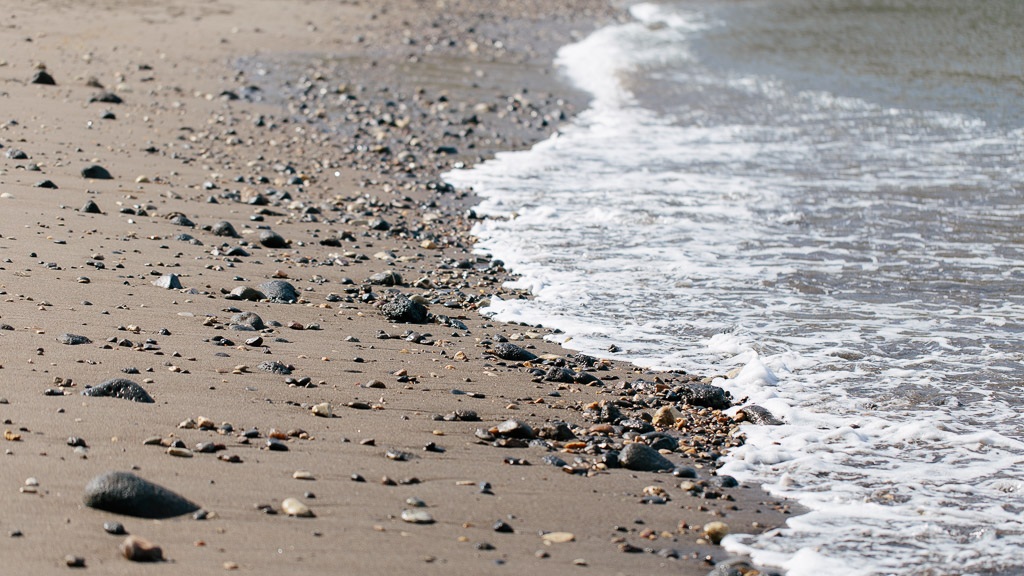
58, 333, 92, 345
739, 404, 783, 425
210, 220, 239, 237
619, 442, 675, 472
257, 280, 298, 303
81, 378, 154, 403
230, 311, 265, 330
83, 471, 199, 519
228, 286, 265, 301
367, 270, 402, 286
169, 214, 195, 228
258, 229, 288, 248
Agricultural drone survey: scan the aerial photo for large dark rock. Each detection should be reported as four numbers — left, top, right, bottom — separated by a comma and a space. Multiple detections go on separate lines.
81, 165, 113, 180
81, 200, 102, 214
489, 342, 537, 361
258, 229, 288, 248
81, 378, 154, 403
619, 442, 675, 472
257, 280, 298, 303
367, 270, 402, 286
379, 293, 429, 324
31, 70, 56, 85
678, 383, 731, 410
210, 220, 239, 238
83, 471, 199, 519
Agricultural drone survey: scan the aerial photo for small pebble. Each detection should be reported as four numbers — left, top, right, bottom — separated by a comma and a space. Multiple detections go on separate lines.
400, 509, 434, 524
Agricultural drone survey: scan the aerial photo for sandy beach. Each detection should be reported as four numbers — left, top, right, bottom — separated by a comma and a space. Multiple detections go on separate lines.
0, 1, 794, 574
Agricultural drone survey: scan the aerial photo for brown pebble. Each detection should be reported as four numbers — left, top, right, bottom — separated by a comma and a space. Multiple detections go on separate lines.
120, 535, 163, 562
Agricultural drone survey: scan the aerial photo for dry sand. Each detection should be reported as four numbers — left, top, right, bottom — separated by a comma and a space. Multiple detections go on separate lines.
0, 1, 795, 574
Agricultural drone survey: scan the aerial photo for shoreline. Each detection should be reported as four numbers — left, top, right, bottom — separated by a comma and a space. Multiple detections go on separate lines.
0, 2, 796, 574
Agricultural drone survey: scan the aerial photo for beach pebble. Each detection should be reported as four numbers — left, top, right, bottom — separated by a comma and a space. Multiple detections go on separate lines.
211, 220, 239, 237
120, 535, 163, 562
619, 443, 675, 472
31, 70, 56, 85
678, 383, 731, 410
368, 270, 402, 286
169, 214, 195, 227
58, 333, 92, 346
230, 311, 265, 330
83, 471, 199, 518
152, 274, 182, 289
81, 378, 154, 403
653, 406, 676, 427
64, 554, 85, 568
379, 293, 429, 324
35, 180, 58, 189
489, 342, 536, 361
81, 164, 113, 180
541, 532, 575, 544
736, 404, 783, 425
228, 286, 265, 301
400, 509, 434, 524
258, 230, 288, 248
703, 521, 729, 545
103, 521, 127, 535
257, 280, 298, 303
293, 470, 315, 480
257, 360, 292, 375
282, 497, 315, 517
81, 200, 102, 214
311, 402, 331, 417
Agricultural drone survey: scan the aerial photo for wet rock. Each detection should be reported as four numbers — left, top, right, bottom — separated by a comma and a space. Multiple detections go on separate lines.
152, 274, 182, 289
81, 165, 113, 180
257, 280, 298, 303
59, 333, 92, 345
120, 535, 163, 562
31, 70, 56, 85
379, 293, 429, 324
230, 311, 265, 330
210, 220, 239, 238
489, 342, 536, 361
81, 378, 154, 403
737, 404, 783, 425
81, 200, 102, 214
84, 471, 199, 518
678, 383, 731, 410
619, 443, 674, 472
258, 230, 288, 248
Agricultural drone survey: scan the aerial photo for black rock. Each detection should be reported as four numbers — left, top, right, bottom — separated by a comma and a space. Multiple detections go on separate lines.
672, 466, 699, 479
89, 92, 123, 104
34, 180, 58, 189
258, 230, 288, 248
81, 378, 154, 403
103, 521, 127, 535
6, 149, 28, 160
257, 280, 298, 303
210, 220, 239, 238
678, 383, 732, 410
30, 70, 56, 85
619, 442, 674, 472
81, 165, 113, 180
230, 311, 265, 330
379, 293, 429, 324
489, 342, 537, 361
739, 404, 783, 425
709, 475, 739, 489
544, 366, 576, 383
81, 200, 102, 214
169, 214, 195, 228
83, 471, 199, 518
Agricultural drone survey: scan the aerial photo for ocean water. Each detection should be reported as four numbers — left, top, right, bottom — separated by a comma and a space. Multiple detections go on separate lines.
444, 2, 1024, 575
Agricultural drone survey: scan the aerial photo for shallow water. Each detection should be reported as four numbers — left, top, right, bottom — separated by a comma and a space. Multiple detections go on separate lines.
445, 2, 1024, 574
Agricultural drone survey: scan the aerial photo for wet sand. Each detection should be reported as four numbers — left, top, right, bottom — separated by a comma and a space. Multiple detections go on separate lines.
0, 1, 795, 574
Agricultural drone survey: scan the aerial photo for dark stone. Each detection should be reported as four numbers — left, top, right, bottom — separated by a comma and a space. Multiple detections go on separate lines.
257, 280, 299, 303
258, 230, 288, 248
169, 214, 195, 228
379, 293, 429, 324
619, 442, 674, 472
81, 378, 154, 403
81, 165, 113, 180
537, 422, 576, 441
81, 200, 102, 214
544, 366, 576, 383
709, 475, 739, 489
89, 92, 123, 104
678, 383, 731, 410
83, 471, 199, 518
489, 342, 536, 361
30, 70, 56, 85
103, 521, 127, 535
152, 274, 182, 289
672, 466, 699, 479
230, 311, 265, 330
6, 149, 28, 160
257, 360, 292, 375
739, 404, 783, 425
34, 180, 58, 189
59, 333, 92, 345
210, 220, 239, 237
